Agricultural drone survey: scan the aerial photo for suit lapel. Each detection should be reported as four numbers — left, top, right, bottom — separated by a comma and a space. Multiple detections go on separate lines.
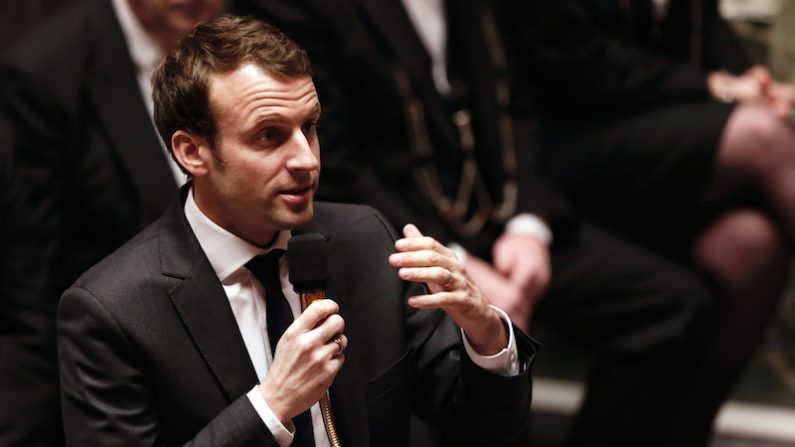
159, 201, 372, 441
356, 0, 432, 91
355, 0, 457, 149
159, 196, 259, 401
86, 0, 176, 222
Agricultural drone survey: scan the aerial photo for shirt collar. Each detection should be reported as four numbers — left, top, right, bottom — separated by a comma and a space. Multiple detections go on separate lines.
184, 188, 290, 281
110, 0, 164, 76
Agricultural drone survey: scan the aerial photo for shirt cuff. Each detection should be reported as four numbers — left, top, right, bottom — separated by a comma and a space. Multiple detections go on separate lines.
447, 242, 468, 264
461, 305, 520, 376
246, 387, 294, 447
505, 213, 553, 246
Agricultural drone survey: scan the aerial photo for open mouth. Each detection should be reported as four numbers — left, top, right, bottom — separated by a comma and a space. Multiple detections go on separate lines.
279, 184, 315, 203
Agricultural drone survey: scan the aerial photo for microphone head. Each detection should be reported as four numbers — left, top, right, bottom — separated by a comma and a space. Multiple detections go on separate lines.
288, 233, 329, 293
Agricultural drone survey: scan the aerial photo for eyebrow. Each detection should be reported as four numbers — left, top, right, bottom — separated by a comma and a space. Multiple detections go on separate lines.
247, 101, 322, 130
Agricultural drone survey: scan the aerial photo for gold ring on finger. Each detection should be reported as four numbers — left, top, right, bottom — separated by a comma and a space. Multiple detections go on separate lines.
443, 269, 453, 289
333, 336, 343, 355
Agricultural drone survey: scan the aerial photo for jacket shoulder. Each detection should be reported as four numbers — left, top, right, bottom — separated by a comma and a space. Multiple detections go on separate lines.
68, 221, 160, 296
313, 201, 398, 237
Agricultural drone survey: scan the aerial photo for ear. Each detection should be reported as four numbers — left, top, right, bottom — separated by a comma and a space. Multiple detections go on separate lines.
171, 130, 213, 177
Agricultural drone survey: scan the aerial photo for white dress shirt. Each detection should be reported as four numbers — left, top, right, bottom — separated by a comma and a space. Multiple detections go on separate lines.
184, 189, 520, 446
401, 0, 451, 94
110, 0, 188, 185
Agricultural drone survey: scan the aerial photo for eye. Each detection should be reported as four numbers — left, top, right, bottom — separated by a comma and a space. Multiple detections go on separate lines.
258, 128, 282, 143
302, 120, 319, 135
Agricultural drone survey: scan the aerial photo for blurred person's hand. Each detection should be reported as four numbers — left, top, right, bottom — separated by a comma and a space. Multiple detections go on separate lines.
709, 65, 795, 120
493, 233, 551, 308
464, 253, 532, 333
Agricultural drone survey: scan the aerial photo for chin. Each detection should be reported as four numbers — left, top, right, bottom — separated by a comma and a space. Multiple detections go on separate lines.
284, 205, 315, 228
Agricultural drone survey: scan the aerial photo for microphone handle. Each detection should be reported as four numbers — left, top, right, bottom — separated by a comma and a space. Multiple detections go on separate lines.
299, 290, 326, 311
299, 290, 343, 447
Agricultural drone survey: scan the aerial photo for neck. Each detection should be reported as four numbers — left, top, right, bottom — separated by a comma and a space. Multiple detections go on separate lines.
191, 187, 277, 247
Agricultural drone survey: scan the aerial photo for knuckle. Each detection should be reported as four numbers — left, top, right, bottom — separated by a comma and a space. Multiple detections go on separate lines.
329, 314, 345, 331
310, 349, 325, 365
324, 299, 339, 314
298, 332, 316, 348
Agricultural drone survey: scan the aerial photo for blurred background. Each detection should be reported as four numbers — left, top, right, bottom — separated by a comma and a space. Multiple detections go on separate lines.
530, 2, 795, 445
1, 0, 794, 445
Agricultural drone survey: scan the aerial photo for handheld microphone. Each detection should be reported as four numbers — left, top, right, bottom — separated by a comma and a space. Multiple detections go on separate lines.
288, 233, 329, 311
287, 233, 342, 447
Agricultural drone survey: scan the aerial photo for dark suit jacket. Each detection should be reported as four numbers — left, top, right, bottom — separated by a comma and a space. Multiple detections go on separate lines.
0, 1, 176, 443
0, 0, 176, 293
0, 120, 57, 446
233, 0, 572, 259
58, 197, 537, 446
503, 0, 753, 123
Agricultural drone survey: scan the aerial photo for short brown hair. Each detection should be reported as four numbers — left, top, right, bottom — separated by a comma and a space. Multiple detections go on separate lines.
152, 14, 312, 171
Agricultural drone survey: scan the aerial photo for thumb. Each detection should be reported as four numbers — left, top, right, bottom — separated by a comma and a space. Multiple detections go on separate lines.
402, 223, 424, 238
492, 246, 512, 276
751, 65, 772, 89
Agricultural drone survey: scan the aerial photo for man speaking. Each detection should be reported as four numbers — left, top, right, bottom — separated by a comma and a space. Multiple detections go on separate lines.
57, 15, 537, 446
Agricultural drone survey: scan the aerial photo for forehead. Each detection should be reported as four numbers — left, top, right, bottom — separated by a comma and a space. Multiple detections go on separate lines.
208, 63, 317, 121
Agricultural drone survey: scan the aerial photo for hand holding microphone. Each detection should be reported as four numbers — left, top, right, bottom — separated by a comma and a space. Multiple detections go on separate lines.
258, 234, 345, 446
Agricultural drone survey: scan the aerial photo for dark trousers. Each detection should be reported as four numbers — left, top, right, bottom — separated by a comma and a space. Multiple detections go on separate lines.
539, 222, 714, 447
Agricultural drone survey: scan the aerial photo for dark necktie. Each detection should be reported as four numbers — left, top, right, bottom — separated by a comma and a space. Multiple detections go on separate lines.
246, 249, 316, 447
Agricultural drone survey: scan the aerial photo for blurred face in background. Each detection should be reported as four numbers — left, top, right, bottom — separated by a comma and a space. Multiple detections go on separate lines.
127, 0, 226, 49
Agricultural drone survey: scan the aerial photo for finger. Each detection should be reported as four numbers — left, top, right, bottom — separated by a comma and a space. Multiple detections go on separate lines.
325, 334, 348, 357
389, 249, 453, 269
492, 248, 513, 276
308, 312, 345, 344
293, 299, 339, 331
750, 65, 772, 85
407, 291, 464, 309
403, 223, 423, 238
395, 235, 443, 252
398, 266, 455, 288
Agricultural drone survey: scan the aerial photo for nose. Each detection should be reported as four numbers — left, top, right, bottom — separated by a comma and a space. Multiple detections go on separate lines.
286, 128, 320, 172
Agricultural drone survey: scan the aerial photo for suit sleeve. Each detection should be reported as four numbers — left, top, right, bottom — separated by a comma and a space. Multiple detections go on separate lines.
407, 306, 538, 446
370, 210, 538, 446
58, 287, 280, 447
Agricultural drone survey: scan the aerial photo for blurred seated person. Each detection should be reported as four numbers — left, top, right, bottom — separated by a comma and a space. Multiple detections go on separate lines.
504, 0, 794, 444
232, 0, 726, 445
0, 0, 224, 444
0, 120, 54, 446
